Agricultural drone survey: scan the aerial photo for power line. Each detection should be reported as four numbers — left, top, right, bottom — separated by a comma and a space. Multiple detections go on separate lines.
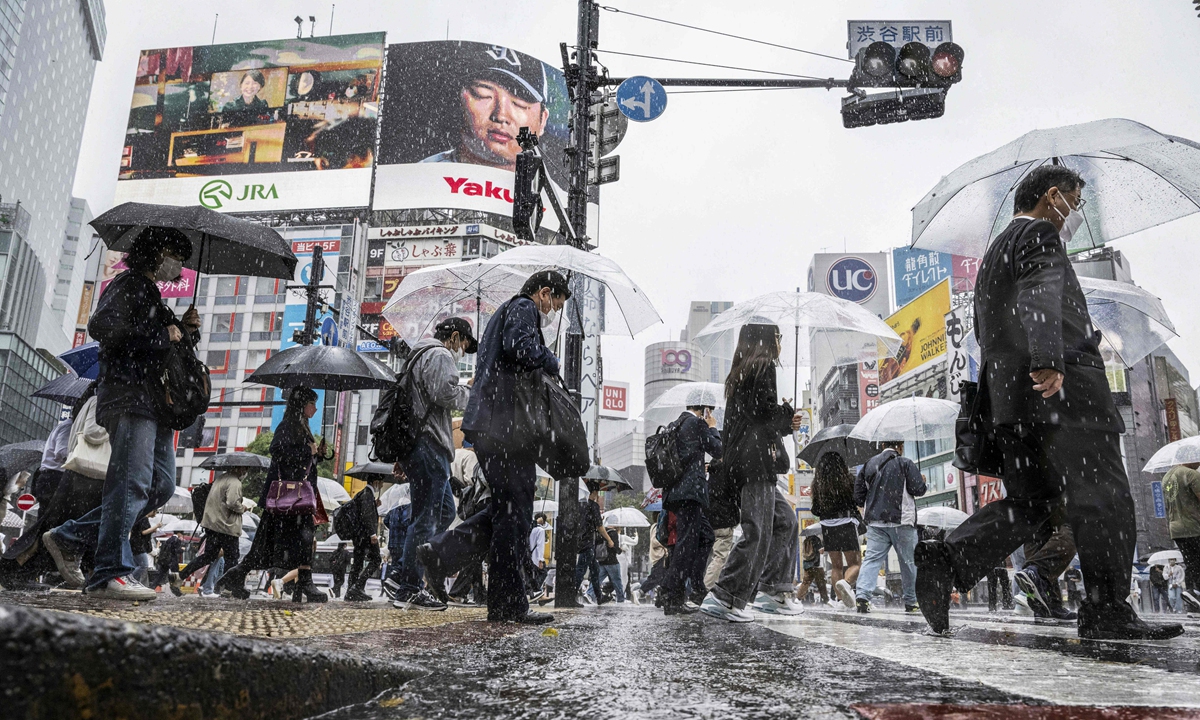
666, 86, 817, 95
589, 47, 829, 80
599, 4, 853, 64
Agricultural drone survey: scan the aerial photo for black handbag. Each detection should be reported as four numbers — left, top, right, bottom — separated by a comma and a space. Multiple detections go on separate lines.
952, 373, 1005, 478
512, 369, 590, 479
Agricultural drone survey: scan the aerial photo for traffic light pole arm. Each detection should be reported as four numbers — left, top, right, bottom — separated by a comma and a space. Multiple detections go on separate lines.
604, 77, 852, 89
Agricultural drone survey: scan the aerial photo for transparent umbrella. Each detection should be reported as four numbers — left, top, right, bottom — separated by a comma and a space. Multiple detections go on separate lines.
1143, 436, 1200, 473
1078, 276, 1177, 367
849, 397, 959, 443
381, 259, 530, 346
317, 477, 351, 509
644, 382, 725, 433
602, 507, 650, 528
1147, 550, 1184, 567
911, 118, 1200, 257
916, 506, 970, 531
379, 483, 410, 514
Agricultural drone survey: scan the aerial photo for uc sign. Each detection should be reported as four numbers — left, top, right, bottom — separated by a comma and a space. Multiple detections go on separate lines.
827, 256, 878, 304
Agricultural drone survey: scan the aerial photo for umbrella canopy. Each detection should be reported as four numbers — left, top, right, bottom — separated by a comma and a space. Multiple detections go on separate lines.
1147, 550, 1184, 567
244, 512, 260, 528
1142, 436, 1200, 473
483, 244, 661, 337
162, 485, 194, 514
646, 382, 725, 412
797, 424, 879, 468
1078, 276, 1177, 367
583, 465, 632, 493
382, 259, 530, 346
199, 452, 271, 470
643, 501, 663, 513
916, 506, 970, 531
532, 499, 559, 515
379, 483, 411, 514
90, 202, 297, 280
245, 344, 396, 391
33, 372, 93, 405
59, 342, 100, 380
158, 517, 198, 533
317, 477, 351, 509
800, 524, 823, 537
602, 506, 650, 528
0, 441, 45, 477
911, 119, 1200, 257
849, 397, 959, 443
2, 509, 25, 530
345, 462, 397, 482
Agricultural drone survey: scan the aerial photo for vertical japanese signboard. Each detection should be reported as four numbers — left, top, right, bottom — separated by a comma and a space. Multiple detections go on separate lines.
858, 360, 880, 415
945, 306, 977, 405
1165, 398, 1182, 443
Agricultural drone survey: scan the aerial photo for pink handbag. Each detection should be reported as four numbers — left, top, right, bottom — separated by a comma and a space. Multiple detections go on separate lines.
265, 461, 317, 515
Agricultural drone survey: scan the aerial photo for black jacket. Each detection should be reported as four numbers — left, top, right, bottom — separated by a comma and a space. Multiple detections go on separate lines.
330, 548, 351, 574
722, 366, 794, 483
345, 485, 380, 540
88, 271, 182, 427
854, 449, 926, 526
974, 217, 1123, 432
261, 411, 319, 514
705, 459, 739, 530
664, 411, 723, 510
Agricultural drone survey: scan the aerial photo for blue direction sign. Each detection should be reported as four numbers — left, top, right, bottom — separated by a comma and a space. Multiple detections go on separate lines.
320, 316, 339, 347
1152, 481, 1166, 519
616, 76, 667, 122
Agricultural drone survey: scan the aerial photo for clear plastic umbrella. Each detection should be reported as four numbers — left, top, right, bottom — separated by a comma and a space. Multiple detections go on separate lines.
381, 259, 530, 346
1078, 276, 1177, 367
643, 382, 726, 433
533, 499, 559, 515
911, 119, 1200, 257
916, 506, 970, 530
1147, 550, 1184, 567
849, 397, 959, 443
162, 485, 194, 514
482, 244, 661, 337
378, 483, 411, 514
317, 477, 351, 509
602, 507, 650, 528
1143, 436, 1200, 473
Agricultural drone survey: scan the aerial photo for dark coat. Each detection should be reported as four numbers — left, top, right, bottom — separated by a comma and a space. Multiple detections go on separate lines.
705, 459, 740, 530
462, 295, 560, 448
664, 411, 723, 510
974, 217, 1123, 432
88, 271, 181, 427
240, 411, 320, 571
722, 365, 794, 484
330, 548, 351, 575
854, 449, 927, 526
345, 484, 380, 541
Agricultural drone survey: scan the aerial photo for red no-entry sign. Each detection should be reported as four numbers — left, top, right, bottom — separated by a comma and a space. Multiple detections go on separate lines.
16, 493, 36, 512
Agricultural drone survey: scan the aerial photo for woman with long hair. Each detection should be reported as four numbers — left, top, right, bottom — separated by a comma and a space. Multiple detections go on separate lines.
701, 322, 803, 621
811, 451, 863, 609
217, 387, 327, 603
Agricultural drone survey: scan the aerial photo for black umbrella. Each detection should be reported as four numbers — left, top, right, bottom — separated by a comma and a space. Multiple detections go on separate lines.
0, 440, 45, 477
583, 465, 633, 493
89, 202, 298, 295
798, 424, 877, 468
245, 344, 396, 391
33, 373, 93, 405
199, 452, 271, 471
345, 462, 397, 482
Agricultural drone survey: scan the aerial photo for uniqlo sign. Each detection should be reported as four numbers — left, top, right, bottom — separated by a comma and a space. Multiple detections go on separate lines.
600, 382, 629, 419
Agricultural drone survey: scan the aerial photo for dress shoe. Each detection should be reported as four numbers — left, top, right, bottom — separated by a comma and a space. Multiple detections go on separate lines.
914, 540, 954, 634
664, 602, 700, 616
1078, 602, 1183, 640
517, 611, 555, 625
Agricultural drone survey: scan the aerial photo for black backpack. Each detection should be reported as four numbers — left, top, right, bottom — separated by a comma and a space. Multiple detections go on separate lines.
332, 496, 362, 539
152, 332, 212, 431
190, 482, 211, 520
369, 346, 437, 464
645, 418, 685, 489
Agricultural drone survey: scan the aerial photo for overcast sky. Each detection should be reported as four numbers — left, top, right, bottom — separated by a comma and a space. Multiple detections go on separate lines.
74, 1, 1200, 416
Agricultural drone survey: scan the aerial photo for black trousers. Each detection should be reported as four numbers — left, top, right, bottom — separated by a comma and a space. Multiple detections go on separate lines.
660, 501, 715, 603
946, 424, 1135, 610
349, 536, 381, 591
1176, 536, 1200, 594
332, 569, 346, 596
179, 530, 240, 580
427, 449, 535, 621
987, 568, 1013, 610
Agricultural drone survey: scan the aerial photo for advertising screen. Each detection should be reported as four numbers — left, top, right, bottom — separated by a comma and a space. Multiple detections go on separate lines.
807, 253, 891, 319
373, 41, 570, 216
116, 33, 385, 212
878, 279, 951, 385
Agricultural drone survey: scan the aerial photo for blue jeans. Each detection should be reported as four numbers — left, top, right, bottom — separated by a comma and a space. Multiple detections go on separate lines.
202, 557, 225, 594
1170, 586, 1183, 613
396, 436, 455, 595
856, 524, 918, 606
598, 563, 626, 602
53, 414, 175, 590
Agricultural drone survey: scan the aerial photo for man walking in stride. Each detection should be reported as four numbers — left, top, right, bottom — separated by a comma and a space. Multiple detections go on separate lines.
854, 441, 926, 614
915, 166, 1183, 640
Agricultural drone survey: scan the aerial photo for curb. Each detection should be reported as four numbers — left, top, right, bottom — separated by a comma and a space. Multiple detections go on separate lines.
0, 603, 427, 719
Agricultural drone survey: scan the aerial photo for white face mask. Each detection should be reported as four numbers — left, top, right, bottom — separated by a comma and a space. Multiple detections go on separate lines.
540, 307, 560, 329
452, 347, 465, 362
155, 256, 183, 282
1051, 194, 1085, 243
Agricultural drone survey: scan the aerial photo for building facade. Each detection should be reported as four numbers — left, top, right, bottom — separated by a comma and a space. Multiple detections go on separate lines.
680, 300, 733, 384
644, 340, 703, 410
50, 198, 93, 346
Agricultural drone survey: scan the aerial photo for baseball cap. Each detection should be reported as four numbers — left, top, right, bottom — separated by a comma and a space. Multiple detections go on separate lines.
435, 317, 479, 354
459, 44, 548, 105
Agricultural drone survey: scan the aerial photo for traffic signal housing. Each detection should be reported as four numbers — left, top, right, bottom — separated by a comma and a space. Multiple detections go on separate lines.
851, 40, 964, 89
841, 88, 945, 129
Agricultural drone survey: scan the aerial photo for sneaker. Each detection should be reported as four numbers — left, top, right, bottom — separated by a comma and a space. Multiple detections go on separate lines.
1182, 590, 1200, 613
415, 544, 449, 602
168, 572, 183, 597
905, 604, 920, 613
393, 588, 447, 611
700, 593, 755, 623
381, 577, 403, 601
446, 596, 477, 608
88, 575, 157, 601
835, 579, 856, 609
752, 591, 803, 616
1013, 594, 1034, 616
344, 588, 372, 602
1014, 568, 1053, 617
856, 599, 872, 614
826, 599, 840, 610
42, 532, 85, 589
630, 588, 642, 606
201, 591, 219, 599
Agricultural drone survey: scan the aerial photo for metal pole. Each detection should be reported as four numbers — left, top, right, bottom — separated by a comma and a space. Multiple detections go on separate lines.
554, 0, 597, 610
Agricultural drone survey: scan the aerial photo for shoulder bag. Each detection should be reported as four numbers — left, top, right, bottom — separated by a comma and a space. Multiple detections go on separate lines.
62, 396, 111, 480
952, 364, 1005, 478
265, 458, 319, 515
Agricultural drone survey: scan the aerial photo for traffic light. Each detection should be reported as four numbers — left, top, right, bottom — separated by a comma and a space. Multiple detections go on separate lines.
841, 88, 945, 129
851, 40, 964, 89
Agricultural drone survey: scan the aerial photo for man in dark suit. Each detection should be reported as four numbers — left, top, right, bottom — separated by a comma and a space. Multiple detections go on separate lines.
344, 479, 383, 602
915, 165, 1182, 640
660, 405, 723, 615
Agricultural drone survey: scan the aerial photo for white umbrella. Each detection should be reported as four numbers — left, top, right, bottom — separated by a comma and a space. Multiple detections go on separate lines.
317, 477, 351, 511
911, 119, 1200, 257
1078, 277, 1177, 368
162, 485, 194, 514
1147, 550, 1184, 567
158, 518, 198, 533
483, 244, 661, 337
382, 259, 529, 346
916, 506, 970, 531
602, 506, 650, 528
378, 483, 411, 514
850, 397, 959, 443
533, 499, 559, 515
1143, 437, 1200, 473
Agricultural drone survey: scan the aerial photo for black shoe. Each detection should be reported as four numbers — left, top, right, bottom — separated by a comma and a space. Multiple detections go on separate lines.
1014, 568, 1053, 617
393, 588, 447, 611
517, 611, 555, 625
914, 540, 954, 634
215, 571, 249, 600
905, 604, 920, 613
1078, 602, 1183, 640
416, 544, 449, 602
856, 599, 871, 614
665, 602, 700, 616
1046, 604, 1078, 621
344, 588, 372, 602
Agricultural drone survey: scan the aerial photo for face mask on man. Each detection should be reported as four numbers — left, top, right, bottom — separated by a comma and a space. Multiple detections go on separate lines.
540, 307, 561, 329
1051, 192, 1085, 243
155, 256, 183, 282
452, 346, 465, 362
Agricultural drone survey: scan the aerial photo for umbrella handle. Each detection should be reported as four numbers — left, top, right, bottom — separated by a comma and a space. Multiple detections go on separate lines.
191, 238, 206, 305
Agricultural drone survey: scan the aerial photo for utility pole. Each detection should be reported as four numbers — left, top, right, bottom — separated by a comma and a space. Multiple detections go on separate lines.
296, 245, 324, 346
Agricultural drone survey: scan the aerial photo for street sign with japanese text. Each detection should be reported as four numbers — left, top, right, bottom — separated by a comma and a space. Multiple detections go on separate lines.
1152, 481, 1166, 518
616, 76, 667, 122
847, 20, 952, 59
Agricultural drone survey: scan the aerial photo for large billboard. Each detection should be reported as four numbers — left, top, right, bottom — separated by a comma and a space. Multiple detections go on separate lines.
373, 41, 570, 215
807, 253, 891, 319
115, 33, 385, 212
878, 279, 950, 386
892, 247, 979, 307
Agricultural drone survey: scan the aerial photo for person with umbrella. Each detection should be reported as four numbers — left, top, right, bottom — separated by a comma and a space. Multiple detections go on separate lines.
43, 228, 200, 601
217, 388, 327, 603
1162, 461, 1200, 613
810, 452, 863, 610
854, 441, 926, 614
175, 465, 247, 589
914, 166, 1183, 641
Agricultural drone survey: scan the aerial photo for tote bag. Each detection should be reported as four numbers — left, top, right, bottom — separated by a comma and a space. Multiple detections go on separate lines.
62, 397, 111, 480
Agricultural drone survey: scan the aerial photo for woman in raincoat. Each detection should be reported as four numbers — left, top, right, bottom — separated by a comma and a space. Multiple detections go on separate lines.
217, 387, 328, 602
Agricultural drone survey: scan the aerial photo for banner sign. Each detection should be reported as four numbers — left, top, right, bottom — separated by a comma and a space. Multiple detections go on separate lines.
945, 307, 978, 405
858, 360, 881, 416
1166, 398, 1182, 443
99, 250, 198, 299
879, 279, 951, 386
600, 381, 629, 419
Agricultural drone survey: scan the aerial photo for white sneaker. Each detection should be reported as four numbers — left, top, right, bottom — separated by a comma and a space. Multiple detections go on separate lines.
751, 591, 804, 616
1013, 594, 1034, 616
201, 591, 219, 598
826, 599, 840, 610
42, 531, 85, 589
835, 580, 856, 609
700, 593, 755, 623
88, 575, 157, 601
271, 579, 284, 598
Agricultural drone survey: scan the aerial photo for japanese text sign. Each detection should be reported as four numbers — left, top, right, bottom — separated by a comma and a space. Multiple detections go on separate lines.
847, 20, 952, 58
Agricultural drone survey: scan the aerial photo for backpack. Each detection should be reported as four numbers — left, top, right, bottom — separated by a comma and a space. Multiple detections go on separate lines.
645, 418, 685, 489
190, 481, 211, 521
457, 462, 491, 521
152, 332, 212, 431
369, 346, 437, 463
332, 495, 362, 539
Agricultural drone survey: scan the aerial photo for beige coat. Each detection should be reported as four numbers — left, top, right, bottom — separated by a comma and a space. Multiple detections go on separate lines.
201, 472, 245, 536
